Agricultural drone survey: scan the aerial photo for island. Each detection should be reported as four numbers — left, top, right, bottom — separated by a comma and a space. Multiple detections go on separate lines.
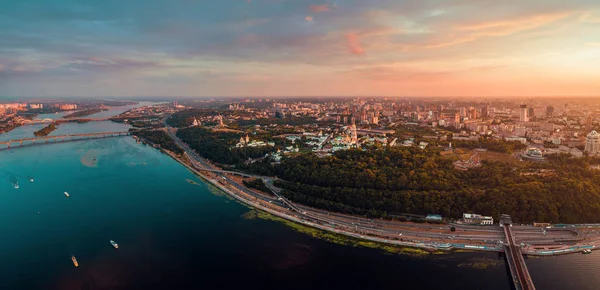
34, 123, 57, 137
63, 109, 106, 119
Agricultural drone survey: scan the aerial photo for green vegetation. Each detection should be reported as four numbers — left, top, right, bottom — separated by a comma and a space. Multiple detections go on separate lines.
133, 130, 184, 154
443, 137, 527, 153
176, 127, 276, 165
457, 258, 503, 269
63, 109, 105, 118
242, 178, 270, 193
253, 210, 433, 257
34, 124, 57, 137
246, 146, 600, 224
235, 116, 317, 127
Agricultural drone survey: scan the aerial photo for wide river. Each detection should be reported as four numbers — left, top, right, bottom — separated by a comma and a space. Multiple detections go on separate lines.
0, 112, 599, 289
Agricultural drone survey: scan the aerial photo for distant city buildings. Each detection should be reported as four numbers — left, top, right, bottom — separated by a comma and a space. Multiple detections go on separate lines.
28, 103, 44, 109
54, 104, 78, 110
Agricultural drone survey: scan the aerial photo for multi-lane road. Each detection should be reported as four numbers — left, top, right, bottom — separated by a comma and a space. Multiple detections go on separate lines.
161, 116, 600, 255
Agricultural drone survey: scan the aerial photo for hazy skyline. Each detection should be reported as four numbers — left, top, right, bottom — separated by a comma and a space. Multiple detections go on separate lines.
1, 0, 600, 97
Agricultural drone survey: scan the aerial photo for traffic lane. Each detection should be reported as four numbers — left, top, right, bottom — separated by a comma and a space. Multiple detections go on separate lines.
166, 127, 578, 247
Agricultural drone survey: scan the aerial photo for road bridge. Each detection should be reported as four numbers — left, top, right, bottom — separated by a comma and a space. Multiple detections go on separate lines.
21, 117, 111, 126
501, 214, 536, 290
0, 131, 130, 150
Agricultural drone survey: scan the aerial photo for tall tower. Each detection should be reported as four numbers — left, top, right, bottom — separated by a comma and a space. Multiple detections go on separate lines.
519, 105, 528, 122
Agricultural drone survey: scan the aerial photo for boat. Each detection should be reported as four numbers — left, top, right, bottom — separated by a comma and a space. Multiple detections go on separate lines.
64, 192, 70, 198
71, 256, 79, 267
110, 240, 119, 249
29, 178, 34, 182
582, 249, 592, 254
13, 182, 19, 189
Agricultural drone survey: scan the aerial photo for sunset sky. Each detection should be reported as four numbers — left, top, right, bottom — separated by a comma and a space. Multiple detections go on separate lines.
1, 0, 600, 97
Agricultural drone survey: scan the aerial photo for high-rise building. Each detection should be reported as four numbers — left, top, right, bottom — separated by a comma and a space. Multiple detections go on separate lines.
546, 106, 554, 117
528, 107, 534, 119
519, 105, 528, 122
468, 108, 477, 120
586, 116, 593, 132
481, 105, 489, 118
585, 131, 600, 155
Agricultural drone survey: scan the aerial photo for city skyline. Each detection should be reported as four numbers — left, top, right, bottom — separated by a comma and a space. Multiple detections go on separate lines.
1, 0, 600, 97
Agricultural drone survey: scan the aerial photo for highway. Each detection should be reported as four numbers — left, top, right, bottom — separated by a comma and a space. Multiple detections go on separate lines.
160, 115, 589, 251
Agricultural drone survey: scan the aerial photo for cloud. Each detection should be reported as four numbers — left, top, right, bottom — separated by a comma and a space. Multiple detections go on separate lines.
345, 33, 365, 55
343, 66, 455, 83
309, 4, 330, 13
579, 12, 600, 23
456, 12, 573, 34
67, 57, 162, 71
3, 0, 600, 96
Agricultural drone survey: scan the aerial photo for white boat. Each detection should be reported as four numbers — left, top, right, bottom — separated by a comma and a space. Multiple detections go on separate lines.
12, 180, 19, 189
29, 178, 34, 182
582, 249, 592, 254
64, 192, 70, 198
110, 240, 118, 249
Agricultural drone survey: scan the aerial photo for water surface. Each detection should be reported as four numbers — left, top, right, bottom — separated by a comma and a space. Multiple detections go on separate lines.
0, 123, 598, 290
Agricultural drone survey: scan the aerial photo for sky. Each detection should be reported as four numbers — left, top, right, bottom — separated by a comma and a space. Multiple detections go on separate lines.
1, 0, 600, 97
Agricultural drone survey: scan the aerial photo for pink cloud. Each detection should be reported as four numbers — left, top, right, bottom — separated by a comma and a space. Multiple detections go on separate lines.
345, 33, 365, 55
309, 4, 330, 13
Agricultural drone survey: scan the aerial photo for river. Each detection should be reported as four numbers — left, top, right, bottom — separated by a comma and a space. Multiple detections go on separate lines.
0, 115, 598, 290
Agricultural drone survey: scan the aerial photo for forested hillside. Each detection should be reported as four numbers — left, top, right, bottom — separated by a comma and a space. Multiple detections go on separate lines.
263, 148, 600, 224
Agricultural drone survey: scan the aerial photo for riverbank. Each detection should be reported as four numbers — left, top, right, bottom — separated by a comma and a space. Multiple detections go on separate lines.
135, 129, 600, 257
151, 144, 487, 255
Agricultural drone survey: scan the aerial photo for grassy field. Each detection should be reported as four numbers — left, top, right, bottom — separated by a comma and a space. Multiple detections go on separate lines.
242, 209, 444, 257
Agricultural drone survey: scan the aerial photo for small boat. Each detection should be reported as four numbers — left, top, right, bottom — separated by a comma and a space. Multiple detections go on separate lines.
71, 256, 79, 267
13, 182, 19, 189
582, 249, 592, 254
64, 192, 70, 198
110, 240, 119, 249
29, 178, 34, 182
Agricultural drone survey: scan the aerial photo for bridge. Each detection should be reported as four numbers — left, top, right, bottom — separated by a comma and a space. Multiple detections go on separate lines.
21, 117, 111, 126
501, 214, 536, 290
21, 118, 54, 125
0, 131, 130, 150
